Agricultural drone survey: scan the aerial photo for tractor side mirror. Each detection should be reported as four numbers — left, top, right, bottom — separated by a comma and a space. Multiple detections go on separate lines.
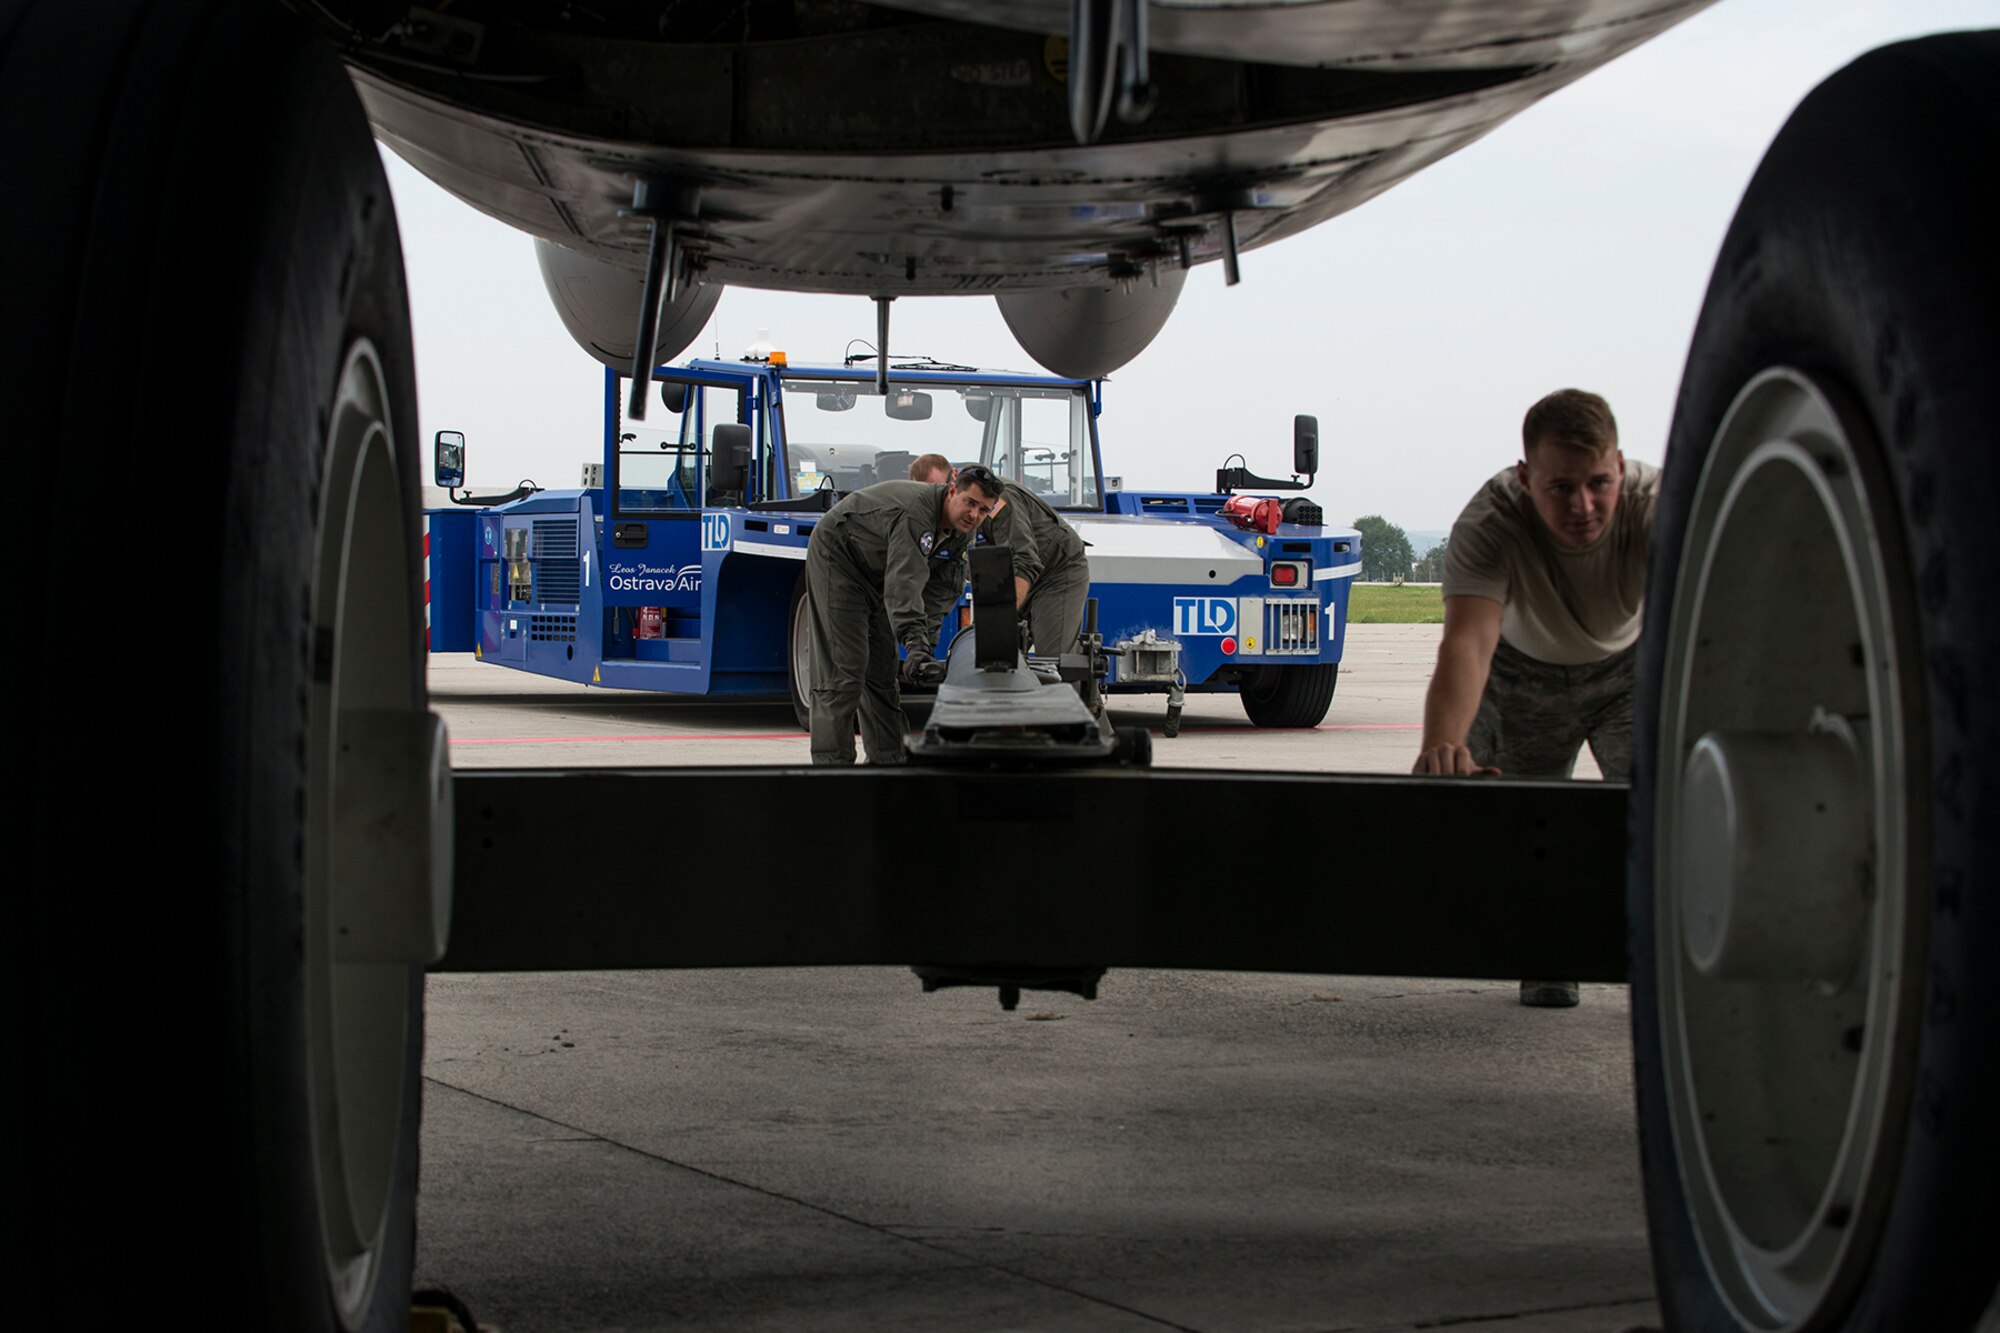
709, 423, 752, 501
963, 392, 993, 422
660, 381, 689, 414
1293, 415, 1319, 478
433, 430, 465, 489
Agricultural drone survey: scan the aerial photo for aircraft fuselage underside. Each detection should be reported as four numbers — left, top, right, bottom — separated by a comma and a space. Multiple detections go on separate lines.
342, 0, 1713, 295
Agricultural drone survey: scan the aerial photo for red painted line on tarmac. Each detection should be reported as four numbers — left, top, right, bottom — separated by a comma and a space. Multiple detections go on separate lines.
1167, 722, 1422, 733
1317, 723, 1422, 730
452, 732, 808, 746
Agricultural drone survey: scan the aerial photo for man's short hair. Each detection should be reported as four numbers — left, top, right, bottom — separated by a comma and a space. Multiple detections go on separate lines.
953, 464, 1004, 500
909, 453, 953, 482
1523, 389, 1618, 460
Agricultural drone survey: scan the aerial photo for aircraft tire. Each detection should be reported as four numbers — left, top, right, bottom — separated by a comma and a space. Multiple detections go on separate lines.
1239, 663, 1337, 728
1628, 32, 1999, 1332
787, 571, 814, 730
8, 4, 431, 1329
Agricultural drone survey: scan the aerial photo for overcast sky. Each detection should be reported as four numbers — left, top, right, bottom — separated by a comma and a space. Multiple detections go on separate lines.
386, 0, 1990, 535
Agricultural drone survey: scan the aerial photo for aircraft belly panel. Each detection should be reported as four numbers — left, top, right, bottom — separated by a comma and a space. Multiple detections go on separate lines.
359, 58, 1555, 295
346, 0, 1712, 297
878, 0, 1718, 72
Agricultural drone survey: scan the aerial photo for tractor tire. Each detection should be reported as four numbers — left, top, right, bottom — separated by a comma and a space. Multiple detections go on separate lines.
1239, 663, 1337, 728
10, 3, 439, 1328
1628, 32, 1999, 1332
788, 570, 814, 730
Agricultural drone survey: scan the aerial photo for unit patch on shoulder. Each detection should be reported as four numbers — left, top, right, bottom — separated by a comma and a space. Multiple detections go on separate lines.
919, 532, 936, 554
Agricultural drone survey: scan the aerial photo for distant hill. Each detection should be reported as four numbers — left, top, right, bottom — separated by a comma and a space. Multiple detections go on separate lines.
1407, 529, 1449, 557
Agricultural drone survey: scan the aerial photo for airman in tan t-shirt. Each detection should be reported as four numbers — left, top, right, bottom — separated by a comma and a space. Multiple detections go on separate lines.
1413, 388, 1657, 1007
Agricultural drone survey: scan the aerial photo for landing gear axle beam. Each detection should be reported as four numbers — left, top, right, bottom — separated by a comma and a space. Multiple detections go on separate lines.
440, 769, 1626, 981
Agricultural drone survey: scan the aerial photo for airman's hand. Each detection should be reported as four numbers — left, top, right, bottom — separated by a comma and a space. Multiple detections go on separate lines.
1412, 743, 1500, 777
901, 644, 944, 685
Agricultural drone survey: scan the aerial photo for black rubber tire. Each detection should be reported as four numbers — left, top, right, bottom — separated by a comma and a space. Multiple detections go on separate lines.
1629, 32, 1999, 1332
1239, 663, 1337, 728
10, 4, 425, 1328
1114, 724, 1154, 766
787, 570, 814, 730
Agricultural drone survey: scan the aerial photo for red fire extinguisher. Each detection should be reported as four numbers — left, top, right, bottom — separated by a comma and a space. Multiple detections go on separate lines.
637, 606, 663, 639
1220, 494, 1283, 535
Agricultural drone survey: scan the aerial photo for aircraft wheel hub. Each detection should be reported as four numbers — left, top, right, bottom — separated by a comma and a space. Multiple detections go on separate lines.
305, 343, 447, 1325
1653, 366, 1922, 1329
1676, 722, 1867, 984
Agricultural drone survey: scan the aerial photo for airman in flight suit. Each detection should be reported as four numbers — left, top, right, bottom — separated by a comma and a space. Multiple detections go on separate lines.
980, 479, 1091, 657
803, 468, 1004, 764
908, 458, 1091, 656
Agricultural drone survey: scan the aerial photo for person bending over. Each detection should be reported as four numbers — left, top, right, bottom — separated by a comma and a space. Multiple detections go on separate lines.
1414, 388, 1657, 1007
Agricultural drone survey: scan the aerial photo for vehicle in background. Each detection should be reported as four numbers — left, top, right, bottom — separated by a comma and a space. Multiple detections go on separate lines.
426, 353, 1358, 732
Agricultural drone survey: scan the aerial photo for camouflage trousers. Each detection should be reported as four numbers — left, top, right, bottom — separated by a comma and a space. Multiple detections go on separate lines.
1467, 639, 1635, 780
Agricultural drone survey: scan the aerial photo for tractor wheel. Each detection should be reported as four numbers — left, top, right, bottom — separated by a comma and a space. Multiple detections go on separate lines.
787, 570, 814, 730
10, 3, 445, 1328
1239, 663, 1337, 728
1629, 32, 1998, 1332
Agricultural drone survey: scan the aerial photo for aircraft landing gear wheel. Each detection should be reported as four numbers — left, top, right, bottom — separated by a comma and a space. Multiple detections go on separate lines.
787, 571, 814, 731
11, 4, 443, 1327
1629, 33, 1999, 1332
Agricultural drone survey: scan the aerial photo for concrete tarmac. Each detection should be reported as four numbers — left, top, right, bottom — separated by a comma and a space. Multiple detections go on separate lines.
418, 624, 1641, 1332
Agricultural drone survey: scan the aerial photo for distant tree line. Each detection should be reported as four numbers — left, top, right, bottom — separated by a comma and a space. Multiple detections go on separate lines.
1413, 537, 1448, 582
1352, 514, 1449, 582
1352, 515, 1411, 581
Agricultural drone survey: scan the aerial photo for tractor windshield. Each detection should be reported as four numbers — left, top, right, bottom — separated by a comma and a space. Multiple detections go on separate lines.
782, 377, 1100, 509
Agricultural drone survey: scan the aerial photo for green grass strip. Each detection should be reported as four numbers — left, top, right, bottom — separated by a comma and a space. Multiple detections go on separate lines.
1346, 583, 1444, 624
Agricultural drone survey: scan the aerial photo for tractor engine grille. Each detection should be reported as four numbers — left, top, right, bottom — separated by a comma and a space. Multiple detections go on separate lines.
534, 563, 581, 604
532, 519, 581, 604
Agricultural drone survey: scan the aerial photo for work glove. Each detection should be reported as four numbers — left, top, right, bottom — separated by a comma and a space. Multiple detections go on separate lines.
901, 644, 941, 685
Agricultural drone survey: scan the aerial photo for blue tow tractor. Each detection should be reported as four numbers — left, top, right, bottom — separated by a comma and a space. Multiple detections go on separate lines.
424, 352, 1360, 740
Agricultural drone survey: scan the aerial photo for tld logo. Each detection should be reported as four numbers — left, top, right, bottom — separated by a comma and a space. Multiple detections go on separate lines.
701, 513, 731, 552
1173, 596, 1237, 636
